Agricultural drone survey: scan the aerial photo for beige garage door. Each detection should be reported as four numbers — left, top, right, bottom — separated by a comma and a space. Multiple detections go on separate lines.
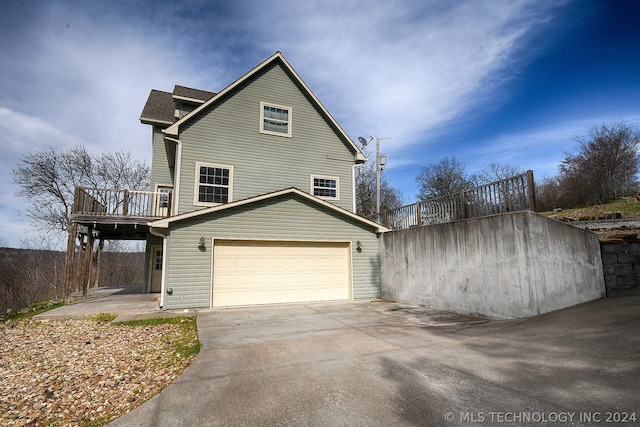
212, 240, 351, 307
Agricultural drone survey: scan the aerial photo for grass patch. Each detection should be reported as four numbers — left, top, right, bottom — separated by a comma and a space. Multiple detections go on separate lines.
91, 312, 118, 322
544, 198, 640, 220
4, 300, 65, 321
114, 316, 200, 365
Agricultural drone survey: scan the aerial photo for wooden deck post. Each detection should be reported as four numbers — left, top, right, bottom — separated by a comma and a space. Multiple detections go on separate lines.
82, 230, 94, 299
63, 223, 77, 304
93, 239, 103, 289
122, 190, 129, 216
75, 234, 85, 297
526, 170, 536, 211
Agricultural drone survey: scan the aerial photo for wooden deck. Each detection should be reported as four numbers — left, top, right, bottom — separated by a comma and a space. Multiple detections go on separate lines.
70, 187, 172, 239
64, 187, 173, 302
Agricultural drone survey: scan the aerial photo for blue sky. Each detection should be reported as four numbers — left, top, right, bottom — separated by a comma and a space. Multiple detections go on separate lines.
1, 0, 639, 248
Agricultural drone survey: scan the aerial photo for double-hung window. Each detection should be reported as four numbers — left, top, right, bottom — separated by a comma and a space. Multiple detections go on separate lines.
195, 162, 233, 206
260, 102, 292, 137
311, 175, 339, 200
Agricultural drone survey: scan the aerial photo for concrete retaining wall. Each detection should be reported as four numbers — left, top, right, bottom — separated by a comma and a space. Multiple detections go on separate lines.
380, 211, 605, 319
601, 241, 640, 295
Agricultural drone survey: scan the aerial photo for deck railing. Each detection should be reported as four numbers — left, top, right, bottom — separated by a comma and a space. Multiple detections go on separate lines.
72, 187, 173, 218
380, 170, 535, 230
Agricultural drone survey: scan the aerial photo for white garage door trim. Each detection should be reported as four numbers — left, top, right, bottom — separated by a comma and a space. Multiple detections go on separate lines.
211, 239, 353, 307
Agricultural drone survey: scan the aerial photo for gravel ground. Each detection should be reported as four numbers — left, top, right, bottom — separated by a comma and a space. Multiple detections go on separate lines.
0, 316, 198, 426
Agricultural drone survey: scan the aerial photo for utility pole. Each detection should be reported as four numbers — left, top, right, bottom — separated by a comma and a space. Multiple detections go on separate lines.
375, 137, 381, 221
358, 135, 387, 223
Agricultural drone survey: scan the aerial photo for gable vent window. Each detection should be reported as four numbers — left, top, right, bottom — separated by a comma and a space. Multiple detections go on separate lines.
311, 175, 339, 200
260, 102, 292, 137
195, 162, 233, 206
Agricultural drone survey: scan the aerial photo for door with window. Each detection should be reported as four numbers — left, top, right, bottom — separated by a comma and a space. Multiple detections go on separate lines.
150, 245, 163, 292
155, 186, 172, 217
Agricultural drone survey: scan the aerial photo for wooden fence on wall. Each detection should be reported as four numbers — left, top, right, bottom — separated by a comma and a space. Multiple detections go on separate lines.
380, 170, 536, 230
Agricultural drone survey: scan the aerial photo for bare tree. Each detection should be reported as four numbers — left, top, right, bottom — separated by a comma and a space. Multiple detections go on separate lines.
12, 146, 150, 237
536, 175, 562, 212
469, 162, 524, 186
416, 156, 469, 200
559, 122, 640, 207
355, 146, 404, 220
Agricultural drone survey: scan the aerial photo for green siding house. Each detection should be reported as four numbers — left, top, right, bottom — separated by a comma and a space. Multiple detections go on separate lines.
139, 52, 387, 310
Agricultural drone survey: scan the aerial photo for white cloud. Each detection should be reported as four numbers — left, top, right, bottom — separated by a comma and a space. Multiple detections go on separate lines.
0, 2, 207, 247
0, 0, 572, 246
260, 0, 563, 147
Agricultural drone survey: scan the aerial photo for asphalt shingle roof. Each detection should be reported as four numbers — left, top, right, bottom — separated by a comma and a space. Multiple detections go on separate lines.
139, 90, 175, 125
140, 86, 217, 126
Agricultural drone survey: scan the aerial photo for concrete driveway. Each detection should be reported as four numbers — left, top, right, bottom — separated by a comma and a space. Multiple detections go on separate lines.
110, 289, 640, 426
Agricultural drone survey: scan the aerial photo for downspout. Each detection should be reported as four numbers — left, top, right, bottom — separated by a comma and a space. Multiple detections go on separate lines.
156, 135, 180, 309
163, 136, 182, 216
149, 227, 168, 309
352, 164, 357, 213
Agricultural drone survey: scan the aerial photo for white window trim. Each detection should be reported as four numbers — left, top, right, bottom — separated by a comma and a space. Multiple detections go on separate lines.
194, 162, 234, 207
154, 183, 173, 213
310, 174, 340, 200
260, 101, 292, 137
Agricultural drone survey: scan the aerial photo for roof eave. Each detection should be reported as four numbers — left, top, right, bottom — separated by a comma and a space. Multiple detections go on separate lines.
172, 95, 207, 104
149, 188, 389, 233
140, 117, 174, 126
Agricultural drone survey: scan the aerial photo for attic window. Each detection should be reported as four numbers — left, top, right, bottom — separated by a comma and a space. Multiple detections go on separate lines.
311, 175, 339, 200
260, 102, 292, 137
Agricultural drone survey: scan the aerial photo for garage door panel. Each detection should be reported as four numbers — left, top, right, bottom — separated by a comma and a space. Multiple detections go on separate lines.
213, 240, 350, 307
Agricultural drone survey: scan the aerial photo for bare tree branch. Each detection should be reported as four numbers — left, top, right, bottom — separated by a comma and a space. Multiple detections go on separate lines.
416, 156, 469, 200
558, 121, 640, 207
12, 145, 150, 236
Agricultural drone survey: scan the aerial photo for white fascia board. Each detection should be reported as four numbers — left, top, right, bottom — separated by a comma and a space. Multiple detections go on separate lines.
148, 187, 389, 233
172, 95, 207, 104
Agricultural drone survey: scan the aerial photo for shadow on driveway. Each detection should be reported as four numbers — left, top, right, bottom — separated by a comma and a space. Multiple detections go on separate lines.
108, 288, 639, 426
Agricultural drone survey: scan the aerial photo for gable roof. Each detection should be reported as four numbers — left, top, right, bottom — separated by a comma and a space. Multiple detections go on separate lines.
164, 51, 366, 163
149, 187, 389, 233
139, 90, 174, 125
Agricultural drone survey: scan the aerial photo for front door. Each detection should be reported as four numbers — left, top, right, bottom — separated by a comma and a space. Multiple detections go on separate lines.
150, 245, 163, 293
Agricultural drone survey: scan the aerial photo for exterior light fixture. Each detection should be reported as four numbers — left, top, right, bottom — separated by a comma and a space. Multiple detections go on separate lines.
356, 241, 362, 253
198, 237, 206, 250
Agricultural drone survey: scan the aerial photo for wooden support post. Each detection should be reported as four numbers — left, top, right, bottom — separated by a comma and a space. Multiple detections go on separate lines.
460, 189, 467, 220
82, 230, 94, 299
75, 234, 85, 297
123, 190, 129, 216
416, 202, 422, 227
93, 239, 103, 289
63, 223, 77, 304
526, 170, 536, 212
73, 187, 81, 213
